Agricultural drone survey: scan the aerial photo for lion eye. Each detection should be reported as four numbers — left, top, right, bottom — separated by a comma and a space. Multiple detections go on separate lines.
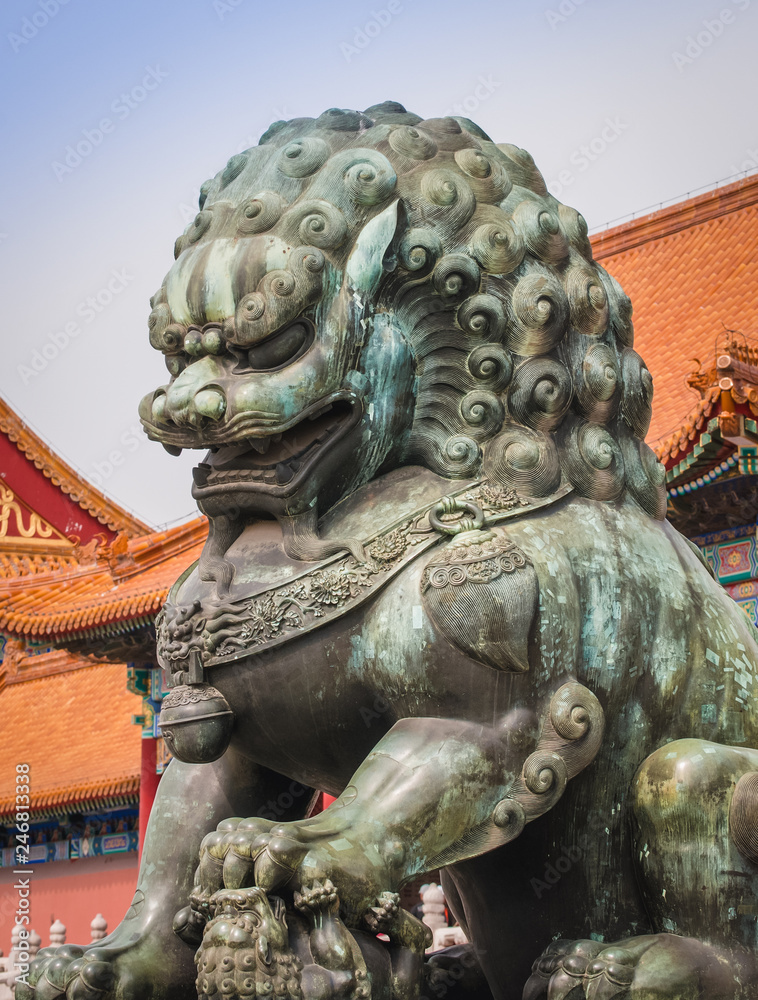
244, 320, 312, 371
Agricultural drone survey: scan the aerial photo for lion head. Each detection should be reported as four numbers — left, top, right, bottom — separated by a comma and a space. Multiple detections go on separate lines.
139, 101, 665, 571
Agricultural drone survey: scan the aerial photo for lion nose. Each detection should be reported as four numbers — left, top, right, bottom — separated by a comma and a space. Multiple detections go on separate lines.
165, 385, 226, 427
194, 388, 226, 421
159, 357, 229, 428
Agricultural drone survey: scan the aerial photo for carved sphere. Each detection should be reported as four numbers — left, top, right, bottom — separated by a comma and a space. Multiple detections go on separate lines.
159, 684, 235, 764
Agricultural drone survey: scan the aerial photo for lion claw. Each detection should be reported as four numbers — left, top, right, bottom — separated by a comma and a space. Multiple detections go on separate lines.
294, 878, 340, 918
522, 934, 730, 1000
523, 939, 629, 1000
254, 834, 309, 891
363, 891, 400, 933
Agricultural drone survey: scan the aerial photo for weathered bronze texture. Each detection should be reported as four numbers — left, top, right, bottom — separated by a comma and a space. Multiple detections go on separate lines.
19, 102, 758, 1000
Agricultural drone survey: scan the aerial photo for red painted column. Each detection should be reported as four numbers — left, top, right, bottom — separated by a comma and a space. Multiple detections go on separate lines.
139, 738, 161, 859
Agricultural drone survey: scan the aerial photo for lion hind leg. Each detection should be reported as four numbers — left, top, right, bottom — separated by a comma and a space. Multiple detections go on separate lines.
523, 934, 748, 999
631, 738, 758, 953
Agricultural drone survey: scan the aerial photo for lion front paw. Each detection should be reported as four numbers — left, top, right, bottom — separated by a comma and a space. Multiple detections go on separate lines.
525, 936, 680, 1000
196, 814, 278, 893
195, 813, 391, 929
364, 891, 401, 934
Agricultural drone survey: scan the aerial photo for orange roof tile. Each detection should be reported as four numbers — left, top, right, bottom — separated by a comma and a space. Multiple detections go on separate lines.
591, 175, 758, 453
0, 662, 143, 818
0, 518, 207, 641
656, 386, 722, 466
0, 551, 80, 580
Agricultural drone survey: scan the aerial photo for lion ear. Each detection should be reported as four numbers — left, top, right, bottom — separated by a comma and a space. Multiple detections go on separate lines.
345, 199, 404, 297
256, 933, 272, 966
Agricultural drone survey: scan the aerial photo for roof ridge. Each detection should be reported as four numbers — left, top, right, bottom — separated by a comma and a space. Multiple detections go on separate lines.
0, 397, 150, 537
0, 775, 140, 815
117, 516, 207, 578
591, 173, 758, 260
0, 523, 206, 642
0, 559, 105, 591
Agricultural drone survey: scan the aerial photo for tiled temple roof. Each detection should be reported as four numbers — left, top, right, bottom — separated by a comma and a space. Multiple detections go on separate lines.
0, 662, 143, 819
0, 398, 148, 538
0, 517, 207, 643
591, 173, 758, 463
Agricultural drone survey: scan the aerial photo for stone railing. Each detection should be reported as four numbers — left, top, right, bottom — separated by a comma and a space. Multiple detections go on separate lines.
0, 916, 108, 997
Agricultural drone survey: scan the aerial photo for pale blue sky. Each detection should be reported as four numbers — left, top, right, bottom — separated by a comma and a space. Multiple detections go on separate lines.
1, 0, 756, 526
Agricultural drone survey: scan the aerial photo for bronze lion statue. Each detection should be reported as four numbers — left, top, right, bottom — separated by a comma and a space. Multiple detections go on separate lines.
21, 102, 758, 1000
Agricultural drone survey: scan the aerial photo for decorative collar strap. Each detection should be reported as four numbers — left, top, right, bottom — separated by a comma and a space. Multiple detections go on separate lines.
157, 480, 572, 681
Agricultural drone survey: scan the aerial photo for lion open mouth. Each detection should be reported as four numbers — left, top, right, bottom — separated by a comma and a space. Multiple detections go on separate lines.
191, 397, 358, 496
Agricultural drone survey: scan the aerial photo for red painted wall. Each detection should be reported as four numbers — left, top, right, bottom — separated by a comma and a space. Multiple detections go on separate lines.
0, 854, 138, 949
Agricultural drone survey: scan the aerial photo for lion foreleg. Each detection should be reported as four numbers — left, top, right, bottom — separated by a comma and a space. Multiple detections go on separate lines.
221, 683, 604, 921
20, 751, 310, 1000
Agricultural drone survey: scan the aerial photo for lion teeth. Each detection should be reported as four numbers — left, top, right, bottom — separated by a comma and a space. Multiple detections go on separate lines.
275, 463, 294, 485
248, 437, 271, 454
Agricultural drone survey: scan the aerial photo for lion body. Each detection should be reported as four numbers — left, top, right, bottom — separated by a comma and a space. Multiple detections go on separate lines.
171, 480, 758, 971
24, 102, 756, 1000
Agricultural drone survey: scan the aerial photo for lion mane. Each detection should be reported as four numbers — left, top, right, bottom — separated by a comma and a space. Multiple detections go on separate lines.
145, 100, 665, 522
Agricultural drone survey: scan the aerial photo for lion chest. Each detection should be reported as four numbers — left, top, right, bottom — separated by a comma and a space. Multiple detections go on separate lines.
207, 555, 541, 787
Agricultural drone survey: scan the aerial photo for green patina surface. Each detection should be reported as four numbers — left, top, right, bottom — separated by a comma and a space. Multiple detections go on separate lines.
21, 102, 758, 1000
